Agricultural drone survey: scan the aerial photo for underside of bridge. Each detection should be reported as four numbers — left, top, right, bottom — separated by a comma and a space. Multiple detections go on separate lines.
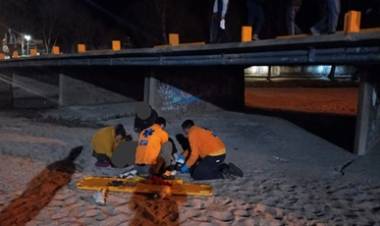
0, 32, 380, 156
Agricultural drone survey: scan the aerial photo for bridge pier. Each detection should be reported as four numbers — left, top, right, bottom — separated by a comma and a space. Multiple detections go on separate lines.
355, 68, 380, 155
0, 73, 13, 108
144, 66, 245, 115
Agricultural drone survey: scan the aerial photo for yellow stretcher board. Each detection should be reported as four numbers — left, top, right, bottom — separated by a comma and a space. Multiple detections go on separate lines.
76, 176, 213, 197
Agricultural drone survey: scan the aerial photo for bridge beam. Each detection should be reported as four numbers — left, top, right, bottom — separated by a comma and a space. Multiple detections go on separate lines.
355, 67, 380, 155
144, 66, 245, 115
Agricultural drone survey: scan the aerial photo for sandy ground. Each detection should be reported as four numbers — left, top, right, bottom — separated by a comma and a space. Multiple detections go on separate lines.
0, 109, 380, 226
245, 87, 358, 116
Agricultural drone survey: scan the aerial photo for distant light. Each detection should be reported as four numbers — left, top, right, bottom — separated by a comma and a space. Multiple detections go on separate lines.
245, 66, 269, 75
24, 35, 32, 41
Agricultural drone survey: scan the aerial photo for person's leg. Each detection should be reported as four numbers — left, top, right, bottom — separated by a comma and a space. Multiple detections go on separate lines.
311, 0, 329, 34
286, 5, 296, 35
191, 155, 225, 180
327, 0, 340, 33
93, 151, 111, 167
246, 0, 255, 32
254, 3, 265, 37
210, 13, 219, 43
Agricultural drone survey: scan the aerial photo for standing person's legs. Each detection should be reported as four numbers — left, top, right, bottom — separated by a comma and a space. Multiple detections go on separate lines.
254, 3, 265, 37
327, 0, 340, 33
287, 6, 296, 35
247, 0, 264, 39
191, 155, 226, 180
210, 13, 221, 43
311, 0, 329, 34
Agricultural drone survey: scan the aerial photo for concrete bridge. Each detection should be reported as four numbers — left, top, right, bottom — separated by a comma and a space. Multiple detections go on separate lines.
0, 30, 379, 155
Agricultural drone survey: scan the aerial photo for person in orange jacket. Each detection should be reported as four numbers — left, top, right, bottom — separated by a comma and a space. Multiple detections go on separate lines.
179, 120, 243, 180
135, 117, 173, 176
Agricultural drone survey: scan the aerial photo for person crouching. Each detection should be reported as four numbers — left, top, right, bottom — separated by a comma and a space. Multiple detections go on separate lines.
179, 120, 228, 180
91, 124, 131, 167
135, 117, 172, 177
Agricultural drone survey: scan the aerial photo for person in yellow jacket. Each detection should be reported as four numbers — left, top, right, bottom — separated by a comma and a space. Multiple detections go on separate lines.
179, 120, 243, 180
135, 117, 171, 176
91, 124, 129, 167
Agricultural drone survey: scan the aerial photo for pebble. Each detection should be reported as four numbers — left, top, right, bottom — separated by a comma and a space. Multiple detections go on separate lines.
210, 210, 234, 222
234, 209, 250, 217
85, 208, 99, 217
99, 214, 129, 226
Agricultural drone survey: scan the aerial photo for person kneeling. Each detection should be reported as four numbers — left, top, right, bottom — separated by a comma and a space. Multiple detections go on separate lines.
91, 124, 131, 167
179, 120, 243, 180
135, 117, 173, 177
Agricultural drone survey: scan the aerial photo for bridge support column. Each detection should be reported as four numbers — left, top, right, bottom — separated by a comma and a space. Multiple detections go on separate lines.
0, 73, 13, 108
355, 68, 380, 155
144, 66, 245, 115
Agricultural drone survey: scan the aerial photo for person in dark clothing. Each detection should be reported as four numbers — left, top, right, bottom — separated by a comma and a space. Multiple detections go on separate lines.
134, 103, 158, 133
310, 0, 341, 34
287, 0, 303, 35
210, 0, 230, 43
246, 0, 265, 40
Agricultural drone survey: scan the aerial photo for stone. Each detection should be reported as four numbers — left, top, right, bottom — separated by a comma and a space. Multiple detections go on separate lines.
101, 206, 118, 216
234, 209, 250, 217
107, 194, 128, 206
85, 209, 99, 217
115, 204, 132, 214
51, 211, 69, 220
254, 203, 267, 213
99, 214, 129, 226
209, 210, 234, 222
64, 197, 78, 206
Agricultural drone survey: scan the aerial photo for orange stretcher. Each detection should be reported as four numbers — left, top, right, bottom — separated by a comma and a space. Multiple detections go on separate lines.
76, 176, 213, 197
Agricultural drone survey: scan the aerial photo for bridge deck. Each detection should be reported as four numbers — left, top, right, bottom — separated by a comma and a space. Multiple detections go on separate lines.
1, 30, 380, 68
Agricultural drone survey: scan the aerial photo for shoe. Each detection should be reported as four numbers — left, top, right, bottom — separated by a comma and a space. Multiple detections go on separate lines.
310, 27, 320, 35
227, 163, 244, 177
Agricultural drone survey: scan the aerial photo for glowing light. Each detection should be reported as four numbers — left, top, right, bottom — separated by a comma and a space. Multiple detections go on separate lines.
24, 35, 32, 41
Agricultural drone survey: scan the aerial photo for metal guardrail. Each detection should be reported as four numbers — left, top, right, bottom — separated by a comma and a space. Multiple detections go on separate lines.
0, 31, 380, 68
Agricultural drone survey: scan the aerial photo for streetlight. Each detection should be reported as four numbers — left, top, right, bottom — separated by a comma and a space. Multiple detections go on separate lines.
23, 34, 32, 56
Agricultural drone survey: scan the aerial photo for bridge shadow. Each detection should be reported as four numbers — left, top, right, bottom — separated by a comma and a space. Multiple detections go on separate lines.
0, 146, 82, 225
245, 107, 356, 152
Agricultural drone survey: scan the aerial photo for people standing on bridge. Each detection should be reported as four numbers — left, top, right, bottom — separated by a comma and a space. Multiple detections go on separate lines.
210, 0, 230, 43
310, 0, 341, 35
178, 120, 243, 180
287, 0, 303, 35
91, 124, 131, 167
246, 0, 265, 40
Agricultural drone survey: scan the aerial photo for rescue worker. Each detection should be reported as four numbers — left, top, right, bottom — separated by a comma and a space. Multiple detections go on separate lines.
179, 120, 227, 180
91, 124, 130, 167
135, 117, 171, 176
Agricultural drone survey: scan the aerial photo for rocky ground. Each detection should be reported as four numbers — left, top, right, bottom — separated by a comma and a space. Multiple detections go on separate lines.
0, 109, 379, 226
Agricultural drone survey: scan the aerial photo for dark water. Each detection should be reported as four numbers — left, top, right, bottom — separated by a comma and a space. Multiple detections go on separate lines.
245, 107, 356, 153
